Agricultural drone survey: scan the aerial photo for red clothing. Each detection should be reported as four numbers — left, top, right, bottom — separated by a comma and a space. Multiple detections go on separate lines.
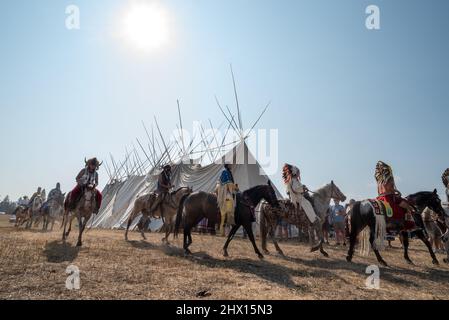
376, 193, 414, 230
70, 185, 102, 208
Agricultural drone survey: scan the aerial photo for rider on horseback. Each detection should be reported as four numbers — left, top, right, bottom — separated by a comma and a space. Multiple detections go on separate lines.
68, 158, 103, 213
375, 161, 415, 228
27, 187, 43, 208
282, 164, 319, 224
149, 164, 174, 215
42, 183, 63, 211
217, 164, 237, 236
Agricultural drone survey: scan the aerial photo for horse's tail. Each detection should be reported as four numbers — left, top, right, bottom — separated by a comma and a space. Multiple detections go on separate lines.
359, 204, 386, 256
260, 204, 268, 251
174, 194, 189, 238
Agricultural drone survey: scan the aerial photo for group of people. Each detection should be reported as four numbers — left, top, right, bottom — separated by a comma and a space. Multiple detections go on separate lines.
17, 158, 104, 218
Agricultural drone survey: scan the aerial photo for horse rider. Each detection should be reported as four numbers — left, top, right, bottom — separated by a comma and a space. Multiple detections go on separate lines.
149, 164, 174, 215
442, 168, 449, 202
68, 158, 103, 213
375, 161, 415, 225
27, 187, 43, 208
282, 164, 320, 224
42, 183, 63, 211
17, 195, 29, 208
216, 164, 237, 236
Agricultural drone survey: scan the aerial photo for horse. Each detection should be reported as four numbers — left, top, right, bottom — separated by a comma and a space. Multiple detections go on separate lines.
174, 191, 220, 255
62, 184, 97, 247
124, 187, 193, 243
40, 194, 65, 231
25, 196, 43, 229
260, 181, 347, 257
13, 206, 29, 228
346, 190, 445, 266
222, 182, 280, 259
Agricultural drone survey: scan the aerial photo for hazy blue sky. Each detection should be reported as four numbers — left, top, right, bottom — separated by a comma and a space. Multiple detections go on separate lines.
1, 0, 448, 201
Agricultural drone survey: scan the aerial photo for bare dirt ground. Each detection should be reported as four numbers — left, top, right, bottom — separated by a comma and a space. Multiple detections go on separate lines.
1, 215, 448, 300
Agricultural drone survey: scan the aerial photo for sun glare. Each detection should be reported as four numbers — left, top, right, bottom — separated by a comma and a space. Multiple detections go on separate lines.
122, 3, 169, 51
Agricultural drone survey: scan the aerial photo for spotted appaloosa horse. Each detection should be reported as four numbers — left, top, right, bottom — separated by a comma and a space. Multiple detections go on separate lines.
260, 181, 346, 257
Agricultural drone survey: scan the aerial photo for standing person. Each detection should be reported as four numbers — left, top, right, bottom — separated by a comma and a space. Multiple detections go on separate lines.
68, 158, 103, 213
442, 168, 449, 202
322, 207, 331, 245
331, 199, 346, 245
217, 164, 236, 236
422, 207, 444, 252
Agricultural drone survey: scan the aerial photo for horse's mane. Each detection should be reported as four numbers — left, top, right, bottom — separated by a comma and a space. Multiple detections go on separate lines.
174, 186, 190, 193
407, 191, 438, 199
243, 185, 269, 197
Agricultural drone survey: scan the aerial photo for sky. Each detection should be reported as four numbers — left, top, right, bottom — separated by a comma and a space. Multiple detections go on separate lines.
0, 0, 448, 202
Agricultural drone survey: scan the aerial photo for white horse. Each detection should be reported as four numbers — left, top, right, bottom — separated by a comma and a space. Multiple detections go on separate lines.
25, 196, 43, 229
40, 194, 65, 231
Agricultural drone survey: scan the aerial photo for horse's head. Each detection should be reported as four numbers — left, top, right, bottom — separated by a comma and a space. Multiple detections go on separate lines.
329, 180, 346, 203
425, 189, 446, 217
32, 196, 43, 210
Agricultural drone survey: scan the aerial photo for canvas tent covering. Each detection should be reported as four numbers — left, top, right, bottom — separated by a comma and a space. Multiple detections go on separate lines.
91, 141, 283, 230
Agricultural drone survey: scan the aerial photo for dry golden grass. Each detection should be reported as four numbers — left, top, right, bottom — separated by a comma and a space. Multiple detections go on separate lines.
0, 215, 448, 300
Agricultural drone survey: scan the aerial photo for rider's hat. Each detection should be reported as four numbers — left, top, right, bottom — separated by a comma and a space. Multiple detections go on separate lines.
85, 157, 103, 169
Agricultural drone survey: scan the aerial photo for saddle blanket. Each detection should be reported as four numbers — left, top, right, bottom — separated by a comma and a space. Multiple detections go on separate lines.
368, 195, 415, 231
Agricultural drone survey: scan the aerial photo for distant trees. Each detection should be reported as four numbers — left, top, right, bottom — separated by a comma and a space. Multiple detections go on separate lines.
0, 196, 17, 214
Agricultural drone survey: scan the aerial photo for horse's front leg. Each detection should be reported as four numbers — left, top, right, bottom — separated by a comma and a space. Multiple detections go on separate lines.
270, 225, 284, 256
415, 229, 439, 265
223, 224, 240, 257
244, 223, 264, 259
401, 231, 413, 264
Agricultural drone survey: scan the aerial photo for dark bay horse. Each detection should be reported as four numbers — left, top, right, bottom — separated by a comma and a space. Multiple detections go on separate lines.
174, 191, 220, 255
223, 182, 280, 259
346, 190, 445, 266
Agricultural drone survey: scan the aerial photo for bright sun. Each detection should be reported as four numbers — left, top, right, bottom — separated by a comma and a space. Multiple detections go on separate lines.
122, 3, 169, 51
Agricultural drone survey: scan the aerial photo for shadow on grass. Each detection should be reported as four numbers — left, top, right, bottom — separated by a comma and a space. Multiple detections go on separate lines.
43, 241, 80, 263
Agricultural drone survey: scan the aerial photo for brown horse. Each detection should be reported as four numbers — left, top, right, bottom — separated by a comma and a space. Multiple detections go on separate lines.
62, 185, 97, 247
174, 191, 220, 255
14, 206, 30, 228
125, 187, 193, 243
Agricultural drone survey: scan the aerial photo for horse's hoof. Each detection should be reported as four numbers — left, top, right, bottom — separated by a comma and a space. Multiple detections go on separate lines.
443, 258, 448, 264
380, 260, 388, 267
432, 259, 439, 265
184, 249, 192, 256
310, 245, 320, 253
76, 242, 82, 247
257, 254, 264, 259
321, 251, 329, 258
223, 251, 229, 257
346, 256, 352, 263
277, 251, 285, 257
406, 259, 414, 265
263, 250, 270, 255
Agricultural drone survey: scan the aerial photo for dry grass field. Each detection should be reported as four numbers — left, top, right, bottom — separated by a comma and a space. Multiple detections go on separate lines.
1, 215, 448, 300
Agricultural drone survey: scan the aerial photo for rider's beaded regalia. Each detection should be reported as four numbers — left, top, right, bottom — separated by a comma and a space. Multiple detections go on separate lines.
374, 161, 415, 229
